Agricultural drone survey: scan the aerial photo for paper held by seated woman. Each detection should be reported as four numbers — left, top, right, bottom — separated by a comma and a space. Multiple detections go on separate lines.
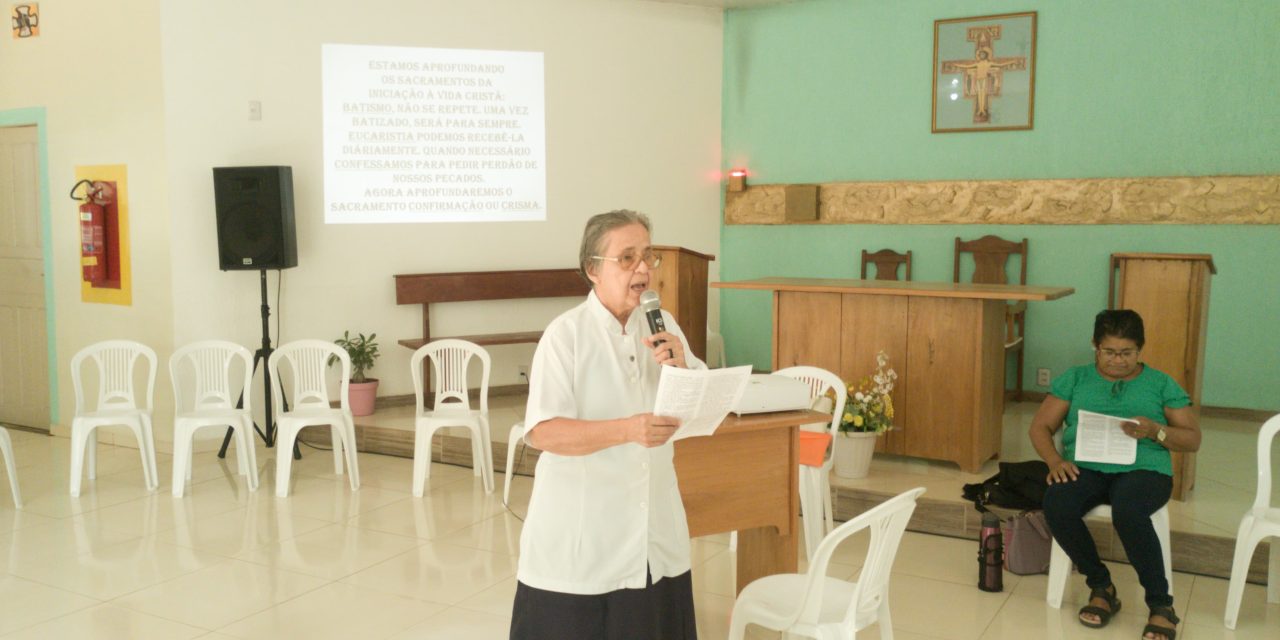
1074, 410, 1139, 465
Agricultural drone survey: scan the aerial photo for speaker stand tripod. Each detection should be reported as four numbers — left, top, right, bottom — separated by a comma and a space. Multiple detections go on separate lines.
219, 269, 300, 461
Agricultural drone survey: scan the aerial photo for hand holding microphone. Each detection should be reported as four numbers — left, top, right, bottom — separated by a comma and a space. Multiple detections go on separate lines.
639, 290, 686, 368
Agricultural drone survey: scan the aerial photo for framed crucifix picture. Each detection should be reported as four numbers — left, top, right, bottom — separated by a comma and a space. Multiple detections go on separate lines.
932, 11, 1036, 133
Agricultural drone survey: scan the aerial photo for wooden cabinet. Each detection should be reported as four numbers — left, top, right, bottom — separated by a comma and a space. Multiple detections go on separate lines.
775, 292, 843, 374
839, 294, 909, 454
902, 297, 1005, 469
1109, 253, 1215, 500
651, 246, 715, 362
721, 278, 1074, 472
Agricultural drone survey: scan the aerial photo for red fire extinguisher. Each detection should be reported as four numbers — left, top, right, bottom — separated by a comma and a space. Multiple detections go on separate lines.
72, 180, 111, 286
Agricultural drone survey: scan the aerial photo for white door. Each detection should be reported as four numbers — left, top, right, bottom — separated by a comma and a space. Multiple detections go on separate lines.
0, 125, 50, 430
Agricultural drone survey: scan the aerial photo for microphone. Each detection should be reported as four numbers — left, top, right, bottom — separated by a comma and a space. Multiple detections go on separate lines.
639, 290, 666, 346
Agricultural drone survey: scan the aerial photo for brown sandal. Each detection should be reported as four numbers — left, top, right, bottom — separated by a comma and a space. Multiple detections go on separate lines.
1078, 584, 1121, 628
1142, 606, 1180, 640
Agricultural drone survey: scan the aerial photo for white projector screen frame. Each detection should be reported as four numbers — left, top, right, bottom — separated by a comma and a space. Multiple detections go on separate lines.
322, 43, 546, 224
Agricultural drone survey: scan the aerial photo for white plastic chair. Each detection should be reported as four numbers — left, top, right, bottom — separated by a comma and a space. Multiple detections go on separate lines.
728, 486, 926, 640
1224, 413, 1280, 629
69, 340, 159, 496
776, 366, 848, 561
1045, 504, 1173, 608
169, 341, 260, 497
0, 426, 21, 508
269, 340, 360, 498
504, 421, 525, 506
410, 340, 494, 497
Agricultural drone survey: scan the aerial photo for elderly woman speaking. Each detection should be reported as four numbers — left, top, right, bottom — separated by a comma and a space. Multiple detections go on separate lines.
509, 210, 705, 640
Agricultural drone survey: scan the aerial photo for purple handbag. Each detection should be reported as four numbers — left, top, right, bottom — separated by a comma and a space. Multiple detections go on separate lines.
1000, 510, 1052, 575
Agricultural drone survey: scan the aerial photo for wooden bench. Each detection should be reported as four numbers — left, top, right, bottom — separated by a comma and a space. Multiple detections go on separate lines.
394, 269, 591, 388
395, 248, 713, 391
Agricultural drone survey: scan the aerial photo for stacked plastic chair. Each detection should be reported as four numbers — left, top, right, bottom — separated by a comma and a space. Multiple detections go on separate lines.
169, 340, 259, 497
410, 339, 494, 497
1223, 413, 1280, 629
0, 426, 20, 507
68, 340, 159, 496
269, 340, 360, 498
728, 487, 926, 640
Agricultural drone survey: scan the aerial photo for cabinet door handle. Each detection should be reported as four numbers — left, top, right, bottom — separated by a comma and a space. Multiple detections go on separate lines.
928, 338, 935, 365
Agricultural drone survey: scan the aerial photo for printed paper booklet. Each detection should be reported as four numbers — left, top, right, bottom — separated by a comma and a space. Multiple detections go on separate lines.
1074, 410, 1139, 465
652, 366, 752, 441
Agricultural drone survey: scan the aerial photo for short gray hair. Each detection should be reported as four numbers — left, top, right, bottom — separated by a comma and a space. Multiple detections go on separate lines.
578, 209, 651, 283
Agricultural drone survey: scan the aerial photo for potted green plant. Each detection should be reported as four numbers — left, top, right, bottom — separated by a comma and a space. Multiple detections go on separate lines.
835, 350, 897, 478
332, 331, 380, 416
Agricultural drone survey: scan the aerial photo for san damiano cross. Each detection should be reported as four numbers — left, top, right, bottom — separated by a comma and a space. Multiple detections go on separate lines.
940, 25, 1026, 124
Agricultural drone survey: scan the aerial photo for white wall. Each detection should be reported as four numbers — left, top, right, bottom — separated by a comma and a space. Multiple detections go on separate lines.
160, 0, 724, 421
0, 0, 176, 439
0, 0, 722, 449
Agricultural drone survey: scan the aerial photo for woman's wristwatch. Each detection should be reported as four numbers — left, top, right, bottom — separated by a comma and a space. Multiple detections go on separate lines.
1155, 426, 1167, 444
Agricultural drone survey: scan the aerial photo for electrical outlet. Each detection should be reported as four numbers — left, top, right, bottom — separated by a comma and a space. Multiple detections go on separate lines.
518, 364, 529, 383
1036, 368, 1051, 386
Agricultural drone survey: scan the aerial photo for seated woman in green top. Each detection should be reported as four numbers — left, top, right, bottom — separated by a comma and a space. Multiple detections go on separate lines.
1029, 310, 1200, 640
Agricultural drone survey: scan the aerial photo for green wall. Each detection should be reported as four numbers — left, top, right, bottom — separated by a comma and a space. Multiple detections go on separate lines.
720, 1, 1280, 410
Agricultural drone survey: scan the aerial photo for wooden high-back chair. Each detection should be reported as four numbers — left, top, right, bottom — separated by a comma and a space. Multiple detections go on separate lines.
860, 249, 912, 281
954, 235, 1029, 399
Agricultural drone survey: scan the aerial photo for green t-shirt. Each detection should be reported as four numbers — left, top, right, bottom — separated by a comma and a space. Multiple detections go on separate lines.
1050, 363, 1191, 476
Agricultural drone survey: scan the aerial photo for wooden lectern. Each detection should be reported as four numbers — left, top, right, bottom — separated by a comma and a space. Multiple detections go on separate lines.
1109, 252, 1215, 501
651, 246, 715, 362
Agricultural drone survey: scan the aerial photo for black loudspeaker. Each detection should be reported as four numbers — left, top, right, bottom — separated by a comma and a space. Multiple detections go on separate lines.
213, 166, 298, 270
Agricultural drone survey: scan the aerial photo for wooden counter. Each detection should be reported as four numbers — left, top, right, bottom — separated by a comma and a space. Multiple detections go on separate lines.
714, 278, 1074, 471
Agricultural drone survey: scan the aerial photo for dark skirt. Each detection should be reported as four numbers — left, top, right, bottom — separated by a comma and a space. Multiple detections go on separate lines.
509, 570, 697, 640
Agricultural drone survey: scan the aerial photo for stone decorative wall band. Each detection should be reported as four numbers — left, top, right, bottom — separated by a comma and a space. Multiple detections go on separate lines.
724, 175, 1280, 225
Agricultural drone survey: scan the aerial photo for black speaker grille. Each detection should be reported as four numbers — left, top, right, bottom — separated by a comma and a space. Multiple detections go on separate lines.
213, 166, 297, 270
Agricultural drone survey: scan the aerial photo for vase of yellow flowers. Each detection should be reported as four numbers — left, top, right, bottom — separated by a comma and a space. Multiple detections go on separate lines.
834, 351, 897, 479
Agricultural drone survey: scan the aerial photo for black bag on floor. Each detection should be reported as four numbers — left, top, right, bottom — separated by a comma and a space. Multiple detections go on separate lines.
962, 460, 1050, 512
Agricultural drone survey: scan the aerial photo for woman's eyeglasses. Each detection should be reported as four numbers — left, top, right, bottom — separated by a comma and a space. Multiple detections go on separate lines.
592, 249, 661, 271
1098, 348, 1139, 360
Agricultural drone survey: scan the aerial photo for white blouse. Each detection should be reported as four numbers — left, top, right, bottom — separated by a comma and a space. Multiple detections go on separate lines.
518, 290, 706, 595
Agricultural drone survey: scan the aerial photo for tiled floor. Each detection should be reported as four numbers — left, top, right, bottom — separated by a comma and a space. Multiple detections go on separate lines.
0, 407, 1276, 639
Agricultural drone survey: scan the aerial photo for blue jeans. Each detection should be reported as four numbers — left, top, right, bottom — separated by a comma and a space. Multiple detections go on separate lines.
1043, 467, 1173, 609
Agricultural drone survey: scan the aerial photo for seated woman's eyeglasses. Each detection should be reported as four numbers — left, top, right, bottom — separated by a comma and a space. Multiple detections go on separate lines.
1099, 348, 1139, 360
592, 249, 661, 271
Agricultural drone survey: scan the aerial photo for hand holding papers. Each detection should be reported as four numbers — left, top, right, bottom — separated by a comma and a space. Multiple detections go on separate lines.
653, 366, 751, 441
1075, 410, 1139, 465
